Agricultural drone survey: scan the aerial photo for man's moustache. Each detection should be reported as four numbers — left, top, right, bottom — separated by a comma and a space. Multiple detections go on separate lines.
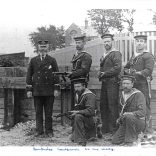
122, 87, 129, 91
105, 45, 110, 48
75, 90, 79, 94
123, 87, 128, 89
76, 46, 81, 49
40, 49, 47, 52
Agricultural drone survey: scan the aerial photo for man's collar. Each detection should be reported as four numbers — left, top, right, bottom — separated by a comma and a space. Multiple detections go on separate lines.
39, 54, 47, 57
76, 50, 86, 55
105, 48, 117, 53
103, 48, 118, 57
122, 88, 141, 102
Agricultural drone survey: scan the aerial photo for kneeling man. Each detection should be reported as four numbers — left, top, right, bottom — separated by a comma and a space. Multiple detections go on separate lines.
70, 78, 96, 146
112, 75, 146, 146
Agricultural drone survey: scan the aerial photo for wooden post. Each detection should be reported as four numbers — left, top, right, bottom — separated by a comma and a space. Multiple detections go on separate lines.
4, 88, 15, 128
60, 88, 64, 125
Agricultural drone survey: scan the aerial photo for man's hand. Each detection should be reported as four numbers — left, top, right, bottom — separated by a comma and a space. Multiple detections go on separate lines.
97, 71, 105, 79
116, 118, 121, 125
69, 110, 79, 117
67, 72, 73, 79
54, 90, 59, 97
100, 56, 104, 63
135, 71, 142, 75
27, 91, 32, 98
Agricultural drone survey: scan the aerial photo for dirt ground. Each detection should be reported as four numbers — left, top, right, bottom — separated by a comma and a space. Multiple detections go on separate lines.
0, 120, 156, 147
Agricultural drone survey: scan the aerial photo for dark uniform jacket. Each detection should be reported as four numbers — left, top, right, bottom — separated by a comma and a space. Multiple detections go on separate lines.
119, 88, 146, 120
75, 88, 96, 117
100, 49, 122, 82
124, 52, 155, 82
26, 55, 59, 96
70, 51, 92, 80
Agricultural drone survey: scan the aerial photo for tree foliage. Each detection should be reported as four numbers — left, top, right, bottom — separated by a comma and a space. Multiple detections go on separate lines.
87, 9, 136, 35
29, 25, 65, 51
87, 9, 124, 35
121, 9, 136, 33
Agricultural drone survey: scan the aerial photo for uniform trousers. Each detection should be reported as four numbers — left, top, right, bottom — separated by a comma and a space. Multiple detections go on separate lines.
112, 114, 146, 144
100, 80, 119, 134
71, 114, 96, 143
34, 96, 54, 133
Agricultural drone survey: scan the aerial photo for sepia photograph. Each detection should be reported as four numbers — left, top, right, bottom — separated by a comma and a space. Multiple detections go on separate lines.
0, 0, 156, 155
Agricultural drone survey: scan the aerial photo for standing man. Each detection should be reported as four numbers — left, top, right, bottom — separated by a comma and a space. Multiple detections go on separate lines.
98, 33, 122, 134
124, 35, 155, 132
70, 78, 96, 146
69, 35, 92, 110
26, 40, 59, 137
112, 75, 146, 146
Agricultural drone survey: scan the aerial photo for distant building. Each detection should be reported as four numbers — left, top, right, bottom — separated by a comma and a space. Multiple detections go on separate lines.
65, 19, 100, 46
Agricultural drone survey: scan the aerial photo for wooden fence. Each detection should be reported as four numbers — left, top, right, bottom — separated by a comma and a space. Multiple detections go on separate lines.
114, 32, 156, 64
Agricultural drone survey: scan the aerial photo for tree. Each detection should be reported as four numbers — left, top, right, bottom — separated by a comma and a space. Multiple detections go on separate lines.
87, 9, 124, 35
29, 25, 65, 51
121, 9, 136, 33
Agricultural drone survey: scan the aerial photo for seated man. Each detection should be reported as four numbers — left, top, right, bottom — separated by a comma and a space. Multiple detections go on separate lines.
70, 78, 96, 146
112, 75, 146, 146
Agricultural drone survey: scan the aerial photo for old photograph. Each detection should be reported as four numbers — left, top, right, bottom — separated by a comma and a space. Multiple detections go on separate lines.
0, 0, 156, 155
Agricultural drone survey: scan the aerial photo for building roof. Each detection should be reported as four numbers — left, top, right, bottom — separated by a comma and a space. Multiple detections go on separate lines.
65, 22, 100, 38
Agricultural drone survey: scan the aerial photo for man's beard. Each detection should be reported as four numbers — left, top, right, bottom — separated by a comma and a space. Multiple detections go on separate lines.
136, 45, 144, 51
123, 87, 131, 93
75, 89, 85, 96
76, 46, 83, 51
40, 49, 48, 52
105, 45, 112, 51
39, 49, 47, 55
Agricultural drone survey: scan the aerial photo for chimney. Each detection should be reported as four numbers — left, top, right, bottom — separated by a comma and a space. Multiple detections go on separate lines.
153, 14, 156, 25
85, 19, 88, 29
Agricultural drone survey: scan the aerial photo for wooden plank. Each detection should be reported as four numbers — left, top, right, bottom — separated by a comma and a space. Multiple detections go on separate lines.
0, 98, 4, 109
20, 98, 34, 110
0, 115, 4, 119
0, 77, 26, 89
0, 67, 27, 77
152, 120, 156, 127
0, 109, 4, 122
151, 101, 156, 105
0, 108, 4, 114
151, 110, 156, 115
0, 89, 4, 98
151, 98, 156, 102
151, 90, 156, 99
151, 106, 156, 110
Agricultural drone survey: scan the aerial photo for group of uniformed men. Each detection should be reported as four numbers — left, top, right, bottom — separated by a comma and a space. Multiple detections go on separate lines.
26, 33, 155, 146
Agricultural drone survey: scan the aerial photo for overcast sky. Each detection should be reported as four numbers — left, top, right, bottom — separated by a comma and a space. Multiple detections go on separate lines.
0, 0, 156, 57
